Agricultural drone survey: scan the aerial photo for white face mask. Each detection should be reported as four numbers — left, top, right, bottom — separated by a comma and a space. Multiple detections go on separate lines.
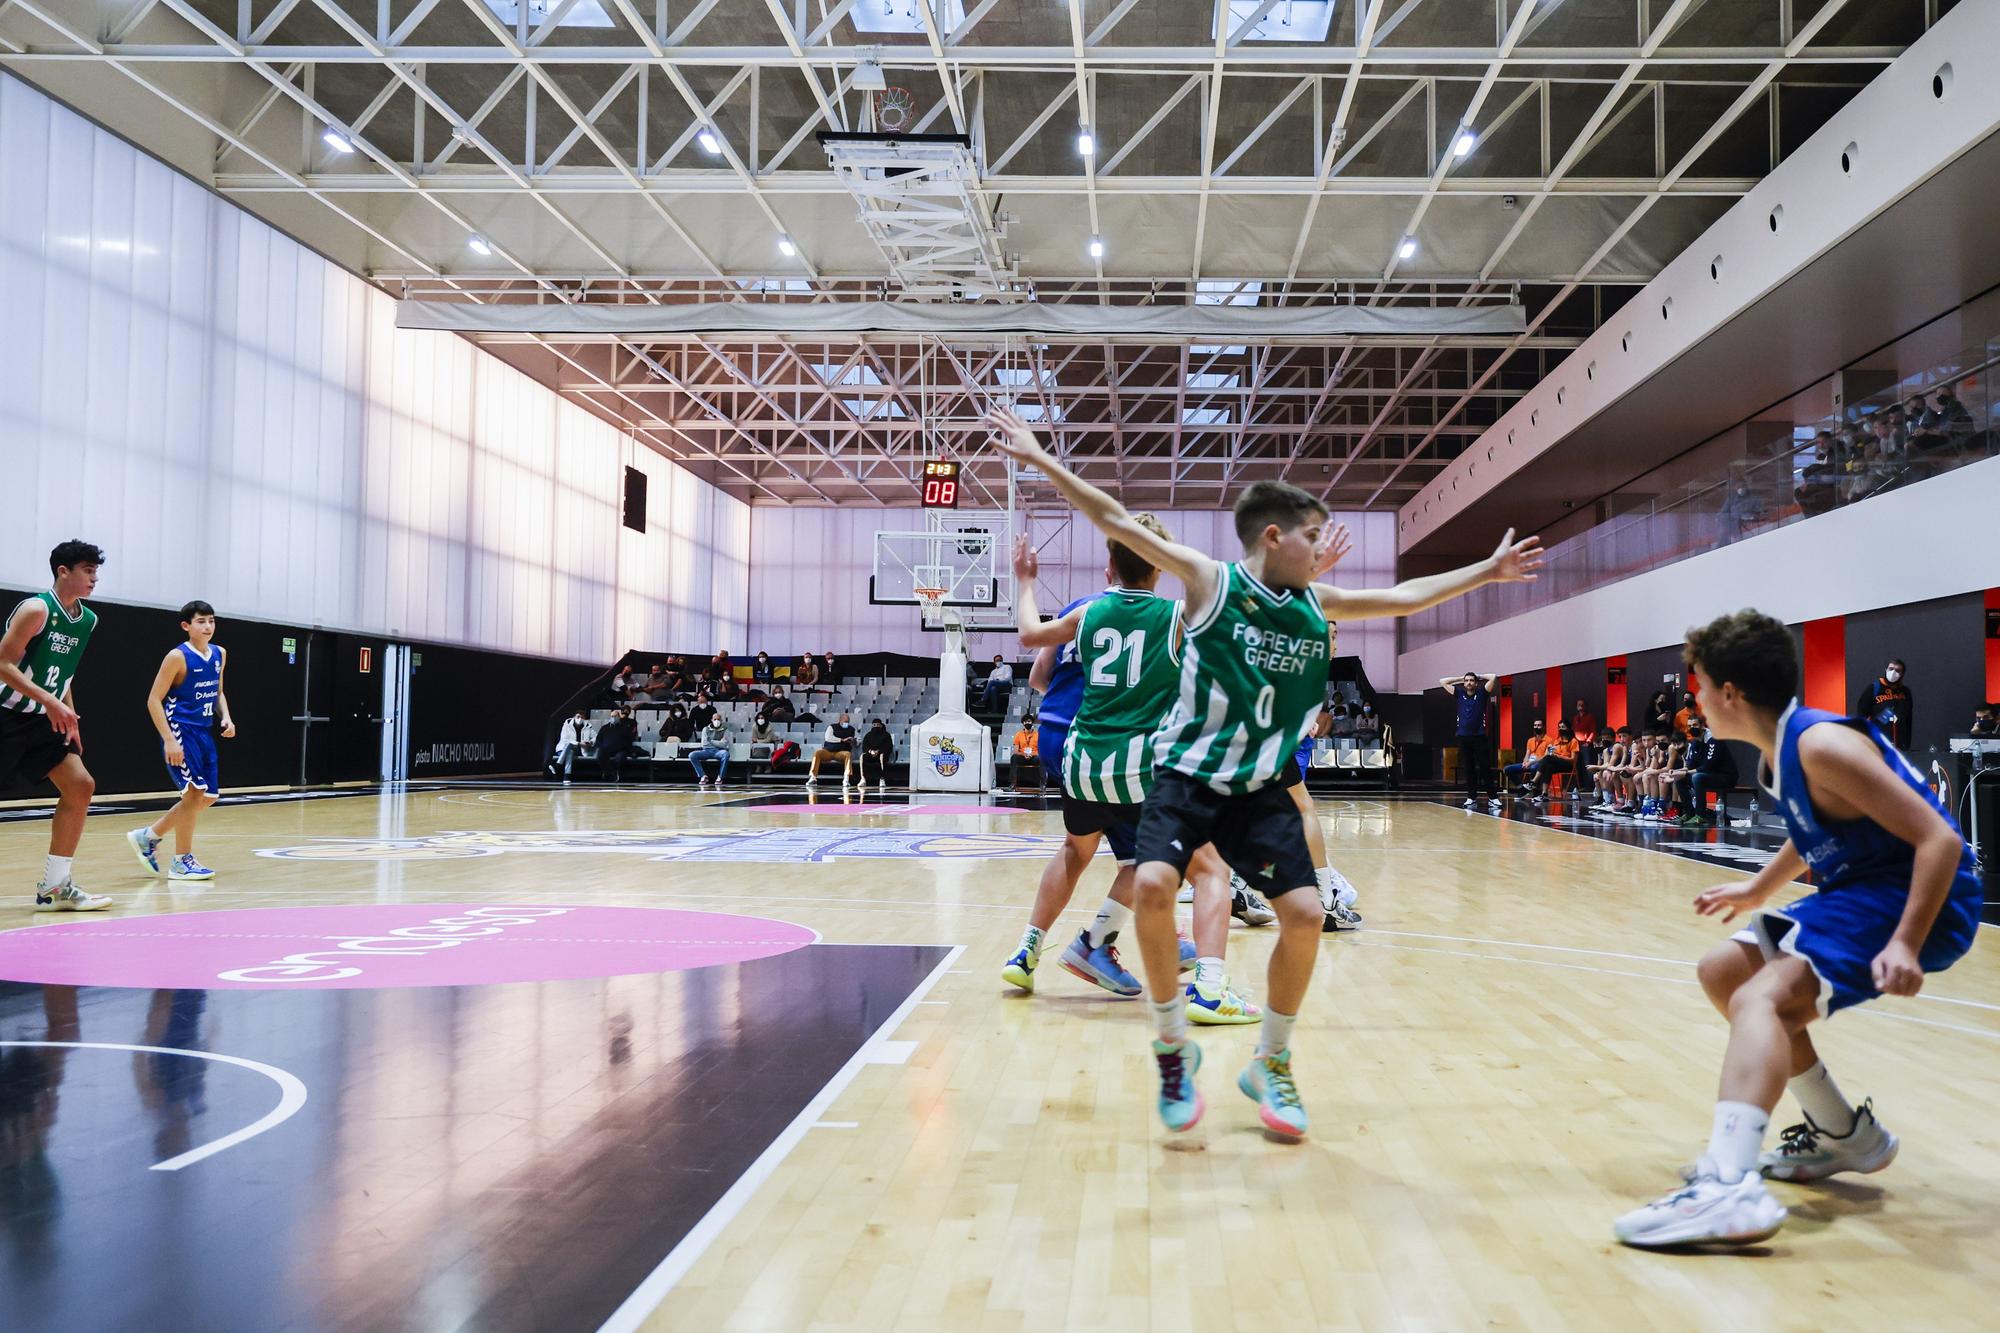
1886, 669, 1903, 682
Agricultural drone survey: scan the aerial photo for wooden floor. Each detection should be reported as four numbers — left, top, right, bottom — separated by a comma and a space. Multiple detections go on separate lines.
4, 784, 1997, 1331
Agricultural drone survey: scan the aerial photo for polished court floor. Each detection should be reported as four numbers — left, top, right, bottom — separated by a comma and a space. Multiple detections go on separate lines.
1, 783, 1996, 1332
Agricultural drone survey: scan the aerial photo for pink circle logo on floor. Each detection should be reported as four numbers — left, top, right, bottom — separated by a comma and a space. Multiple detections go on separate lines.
0, 904, 816, 990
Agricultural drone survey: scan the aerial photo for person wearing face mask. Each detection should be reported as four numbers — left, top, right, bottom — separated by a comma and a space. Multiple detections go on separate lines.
1676, 715, 1740, 826
1855, 659, 1914, 750
1526, 721, 1580, 801
1503, 719, 1551, 794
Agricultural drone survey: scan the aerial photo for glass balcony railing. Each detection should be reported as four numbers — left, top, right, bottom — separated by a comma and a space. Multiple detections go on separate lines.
1405, 339, 2000, 650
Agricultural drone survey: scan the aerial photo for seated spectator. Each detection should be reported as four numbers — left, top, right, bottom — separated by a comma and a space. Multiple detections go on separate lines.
764, 685, 797, 724
1588, 727, 1635, 811
1504, 720, 1551, 792
1969, 703, 1998, 737
1672, 690, 1698, 741
1933, 387, 1975, 439
1526, 722, 1580, 799
607, 665, 636, 703
594, 708, 639, 784
752, 651, 775, 685
549, 710, 590, 781
1354, 704, 1384, 744
820, 651, 840, 685
659, 703, 692, 742
687, 716, 730, 788
712, 670, 741, 702
639, 663, 671, 702
663, 655, 693, 696
751, 712, 778, 744
808, 713, 857, 788
1677, 719, 1739, 825
793, 654, 822, 695
1328, 705, 1357, 739
1008, 722, 1042, 791
688, 691, 717, 734
977, 655, 1014, 711
860, 718, 895, 792
1718, 478, 1765, 540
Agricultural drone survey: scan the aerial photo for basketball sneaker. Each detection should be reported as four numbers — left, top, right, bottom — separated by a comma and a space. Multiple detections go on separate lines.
1230, 876, 1276, 926
1613, 1162, 1787, 1248
1177, 936, 1197, 972
1153, 1039, 1204, 1132
35, 878, 113, 912
1176, 882, 1195, 904
1238, 1049, 1308, 1138
126, 826, 163, 874
1759, 1101, 1898, 1182
1001, 943, 1038, 993
1318, 866, 1360, 915
1186, 977, 1260, 1025
1058, 929, 1141, 997
1322, 902, 1362, 932
168, 854, 215, 881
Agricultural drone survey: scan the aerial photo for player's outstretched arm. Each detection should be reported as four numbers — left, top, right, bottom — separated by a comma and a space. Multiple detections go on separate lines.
1011, 537, 1086, 650
1028, 643, 1057, 696
1316, 528, 1543, 622
985, 405, 1219, 609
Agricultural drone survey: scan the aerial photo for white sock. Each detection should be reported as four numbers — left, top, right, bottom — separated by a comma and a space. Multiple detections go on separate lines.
42, 854, 73, 888
1194, 956, 1225, 990
1257, 1007, 1297, 1059
1314, 865, 1335, 911
1706, 1100, 1770, 1184
1789, 1061, 1860, 1137
1019, 925, 1046, 958
1086, 898, 1132, 948
1150, 995, 1187, 1045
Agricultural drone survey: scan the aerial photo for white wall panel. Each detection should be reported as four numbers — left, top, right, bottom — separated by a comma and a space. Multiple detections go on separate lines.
0, 72, 746, 664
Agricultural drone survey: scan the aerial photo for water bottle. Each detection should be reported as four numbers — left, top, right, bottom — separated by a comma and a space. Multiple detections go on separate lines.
1748, 793, 1759, 826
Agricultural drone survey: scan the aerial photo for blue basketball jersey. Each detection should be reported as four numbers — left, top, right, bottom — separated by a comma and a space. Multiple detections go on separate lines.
165, 642, 222, 729
1036, 591, 1103, 730
1762, 701, 1977, 891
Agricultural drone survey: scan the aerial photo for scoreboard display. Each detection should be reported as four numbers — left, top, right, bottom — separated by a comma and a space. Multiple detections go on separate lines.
920, 459, 961, 509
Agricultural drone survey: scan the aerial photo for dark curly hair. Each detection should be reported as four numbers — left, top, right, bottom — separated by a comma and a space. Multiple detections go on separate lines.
1683, 609, 1798, 712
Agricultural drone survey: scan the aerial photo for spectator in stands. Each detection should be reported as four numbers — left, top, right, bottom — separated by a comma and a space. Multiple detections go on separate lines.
808, 713, 857, 789
639, 662, 671, 702
1969, 703, 1997, 737
751, 712, 778, 745
1855, 659, 1914, 749
1672, 689, 1698, 741
688, 690, 716, 735
860, 718, 895, 792
608, 665, 636, 703
764, 684, 796, 724
1504, 719, 1550, 793
977, 655, 1014, 711
594, 708, 639, 784
1676, 717, 1740, 826
1569, 698, 1598, 746
1642, 688, 1674, 736
666, 655, 696, 696
1328, 704, 1357, 739
1934, 387, 1974, 437
1443, 670, 1499, 809
1527, 721, 1580, 801
659, 702, 692, 742
1355, 704, 1383, 743
793, 653, 822, 696
1008, 721, 1041, 791
687, 715, 731, 789
752, 651, 775, 686
549, 710, 590, 781
712, 668, 741, 702
820, 652, 839, 685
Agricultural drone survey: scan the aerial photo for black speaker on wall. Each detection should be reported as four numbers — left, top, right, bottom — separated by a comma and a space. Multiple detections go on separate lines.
622, 466, 647, 533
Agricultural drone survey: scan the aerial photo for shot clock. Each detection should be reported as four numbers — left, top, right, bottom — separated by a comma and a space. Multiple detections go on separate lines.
920, 459, 961, 509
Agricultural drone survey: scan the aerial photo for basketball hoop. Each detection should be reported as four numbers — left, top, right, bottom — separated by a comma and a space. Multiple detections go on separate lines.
914, 586, 948, 627
874, 86, 916, 132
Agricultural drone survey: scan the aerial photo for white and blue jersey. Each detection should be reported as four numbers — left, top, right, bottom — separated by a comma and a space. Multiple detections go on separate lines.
1035, 591, 1101, 761
164, 643, 222, 796
1736, 701, 1981, 1015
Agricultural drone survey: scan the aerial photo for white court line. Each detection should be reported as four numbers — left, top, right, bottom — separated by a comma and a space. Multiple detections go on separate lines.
595, 943, 965, 1333
0, 1041, 308, 1169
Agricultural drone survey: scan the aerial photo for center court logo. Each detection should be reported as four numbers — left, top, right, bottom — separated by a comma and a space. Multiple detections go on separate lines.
257, 827, 1085, 864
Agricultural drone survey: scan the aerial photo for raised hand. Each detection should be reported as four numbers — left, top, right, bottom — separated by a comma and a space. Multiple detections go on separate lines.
1490, 528, 1545, 583
1311, 521, 1354, 579
983, 405, 1052, 466
1011, 534, 1039, 583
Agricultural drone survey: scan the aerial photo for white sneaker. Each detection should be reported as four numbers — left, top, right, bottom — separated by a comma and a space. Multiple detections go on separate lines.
1230, 877, 1276, 927
1760, 1101, 1899, 1182
1487, 797, 1503, 810
35, 879, 114, 912
1614, 1163, 1787, 1248
1175, 882, 1196, 904
1461, 798, 1476, 809
1319, 867, 1359, 914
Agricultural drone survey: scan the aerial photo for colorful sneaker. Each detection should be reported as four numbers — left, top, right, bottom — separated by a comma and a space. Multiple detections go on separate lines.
1238, 1048, 1308, 1138
1614, 1163, 1787, 1248
1322, 902, 1362, 932
167, 854, 215, 881
1177, 936, 1197, 973
1001, 943, 1038, 993
1759, 1101, 1899, 1182
35, 879, 113, 912
1153, 1039, 1204, 1132
1230, 877, 1276, 927
126, 826, 163, 874
1058, 929, 1141, 998
1186, 977, 1260, 1025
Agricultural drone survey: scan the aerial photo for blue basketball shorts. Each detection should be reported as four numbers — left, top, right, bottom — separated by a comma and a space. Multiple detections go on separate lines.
1735, 875, 1982, 1015
167, 723, 220, 797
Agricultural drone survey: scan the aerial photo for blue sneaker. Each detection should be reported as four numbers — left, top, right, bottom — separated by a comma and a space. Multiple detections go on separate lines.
1238, 1048, 1308, 1139
167, 854, 214, 882
1001, 943, 1038, 993
1059, 929, 1141, 997
1153, 1039, 1204, 1131
1178, 936, 1197, 972
126, 826, 162, 874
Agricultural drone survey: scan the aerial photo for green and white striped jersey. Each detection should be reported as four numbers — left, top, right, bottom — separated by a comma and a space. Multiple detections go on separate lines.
1062, 588, 1182, 804
1152, 562, 1330, 794
0, 590, 95, 715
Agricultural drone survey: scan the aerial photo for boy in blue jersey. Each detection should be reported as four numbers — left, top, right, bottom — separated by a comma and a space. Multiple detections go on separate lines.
1614, 610, 1982, 1248
128, 601, 234, 882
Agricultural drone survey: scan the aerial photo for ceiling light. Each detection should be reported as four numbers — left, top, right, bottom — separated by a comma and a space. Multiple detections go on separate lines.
1398, 237, 1417, 260
1454, 129, 1477, 158
1087, 235, 1104, 259
322, 128, 355, 154
697, 127, 722, 156
1076, 127, 1094, 157
777, 234, 797, 257
468, 235, 493, 256
853, 58, 887, 92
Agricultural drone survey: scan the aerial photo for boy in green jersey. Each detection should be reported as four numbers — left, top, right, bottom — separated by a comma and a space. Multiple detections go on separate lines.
0, 540, 114, 911
988, 406, 1541, 1137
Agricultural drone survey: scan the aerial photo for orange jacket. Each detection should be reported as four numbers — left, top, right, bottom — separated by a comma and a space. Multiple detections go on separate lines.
1012, 729, 1038, 757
